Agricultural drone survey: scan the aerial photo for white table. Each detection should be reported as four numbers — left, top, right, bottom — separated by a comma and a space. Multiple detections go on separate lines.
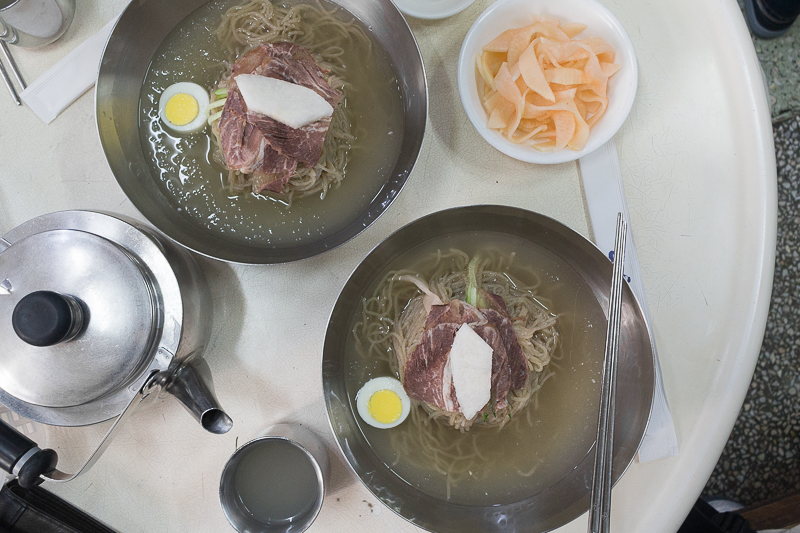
0, 0, 776, 531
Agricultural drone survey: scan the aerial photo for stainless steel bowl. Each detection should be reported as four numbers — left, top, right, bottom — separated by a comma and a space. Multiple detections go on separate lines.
96, 0, 426, 264
322, 205, 655, 533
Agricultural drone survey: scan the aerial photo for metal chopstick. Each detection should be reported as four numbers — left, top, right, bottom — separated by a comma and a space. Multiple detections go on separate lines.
588, 213, 627, 533
0, 41, 25, 90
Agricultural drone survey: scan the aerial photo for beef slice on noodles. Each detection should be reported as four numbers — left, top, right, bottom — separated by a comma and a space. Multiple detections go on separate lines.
481, 292, 528, 390
218, 42, 342, 193
403, 297, 528, 417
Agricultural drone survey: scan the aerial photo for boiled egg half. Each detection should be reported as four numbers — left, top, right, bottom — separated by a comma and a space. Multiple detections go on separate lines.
158, 82, 210, 134
356, 377, 411, 429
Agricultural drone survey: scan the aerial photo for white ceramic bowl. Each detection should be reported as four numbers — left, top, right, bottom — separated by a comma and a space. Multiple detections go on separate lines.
457, 0, 638, 164
393, 0, 475, 19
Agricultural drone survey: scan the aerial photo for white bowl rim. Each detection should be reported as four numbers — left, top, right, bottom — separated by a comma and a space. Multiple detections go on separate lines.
457, 0, 638, 164
393, 0, 476, 19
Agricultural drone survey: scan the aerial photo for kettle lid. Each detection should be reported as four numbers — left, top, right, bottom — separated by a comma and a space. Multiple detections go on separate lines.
0, 228, 159, 409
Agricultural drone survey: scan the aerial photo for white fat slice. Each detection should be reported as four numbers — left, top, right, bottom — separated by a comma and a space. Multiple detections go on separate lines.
234, 74, 334, 129
449, 324, 493, 420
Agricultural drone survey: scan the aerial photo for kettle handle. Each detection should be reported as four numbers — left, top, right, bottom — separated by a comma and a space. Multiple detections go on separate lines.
0, 370, 157, 487
0, 420, 58, 489
44, 370, 157, 484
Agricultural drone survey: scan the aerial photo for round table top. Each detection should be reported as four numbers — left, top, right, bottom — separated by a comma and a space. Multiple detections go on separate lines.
0, 0, 776, 532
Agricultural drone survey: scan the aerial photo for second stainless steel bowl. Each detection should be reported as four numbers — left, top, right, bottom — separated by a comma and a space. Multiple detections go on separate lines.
322, 205, 655, 533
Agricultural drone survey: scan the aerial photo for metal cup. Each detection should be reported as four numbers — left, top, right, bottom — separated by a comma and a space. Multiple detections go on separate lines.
219, 424, 329, 533
0, 0, 75, 48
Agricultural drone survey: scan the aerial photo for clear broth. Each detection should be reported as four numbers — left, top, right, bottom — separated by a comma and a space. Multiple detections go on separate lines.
138, 0, 404, 247
233, 439, 320, 525
344, 231, 607, 505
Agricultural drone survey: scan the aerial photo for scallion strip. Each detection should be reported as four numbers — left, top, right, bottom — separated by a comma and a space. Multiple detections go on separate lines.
207, 98, 227, 115
208, 110, 224, 126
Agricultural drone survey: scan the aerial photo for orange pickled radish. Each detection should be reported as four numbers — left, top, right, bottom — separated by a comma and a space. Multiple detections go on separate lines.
477, 14, 620, 152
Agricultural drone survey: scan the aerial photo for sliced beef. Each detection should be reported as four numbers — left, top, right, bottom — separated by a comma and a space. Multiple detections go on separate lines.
483, 310, 527, 391
258, 57, 341, 107
251, 144, 297, 193
403, 301, 483, 412
234, 42, 341, 107
471, 323, 511, 411
246, 113, 331, 167
480, 293, 528, 390
403, 299, 522, 415
219, 89, 264, 171
427, 300, 484, 328
218, 42, 342, 194
230, 46, 267, 77
403, 321, 460, 412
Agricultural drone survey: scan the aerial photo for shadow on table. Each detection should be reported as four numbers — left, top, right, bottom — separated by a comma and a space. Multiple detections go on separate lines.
194, 255, 246, 366
275, 400, 358, 498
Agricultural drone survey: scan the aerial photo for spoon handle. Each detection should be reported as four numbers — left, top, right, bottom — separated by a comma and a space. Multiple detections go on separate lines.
0, 41, 25, 90
0, 57, 21, 106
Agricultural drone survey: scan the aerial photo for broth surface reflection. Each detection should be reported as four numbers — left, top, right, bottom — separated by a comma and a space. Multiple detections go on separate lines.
138, 0, 404, 247
344, 231, 606, 505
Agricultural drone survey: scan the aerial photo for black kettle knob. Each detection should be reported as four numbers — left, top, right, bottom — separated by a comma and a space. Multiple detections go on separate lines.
12, 291, 85, 347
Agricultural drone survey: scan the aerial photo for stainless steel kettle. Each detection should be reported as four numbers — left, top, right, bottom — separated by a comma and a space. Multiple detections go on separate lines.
0, 211, 232, 488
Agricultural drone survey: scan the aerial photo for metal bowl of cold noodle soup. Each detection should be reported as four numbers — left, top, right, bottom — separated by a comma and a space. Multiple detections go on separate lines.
96, 0, 425, 263
322, 205, 655, 533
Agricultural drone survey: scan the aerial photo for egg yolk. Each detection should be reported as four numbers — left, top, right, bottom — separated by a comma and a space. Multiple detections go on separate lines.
164, 93, 199, 126
368, 389, 402, 424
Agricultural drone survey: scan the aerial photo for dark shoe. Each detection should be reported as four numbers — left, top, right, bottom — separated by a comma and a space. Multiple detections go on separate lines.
744, 0, 800, 39
678, 498, 755, 533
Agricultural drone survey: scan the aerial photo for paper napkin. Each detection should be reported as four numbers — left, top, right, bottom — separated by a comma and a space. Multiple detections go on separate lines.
578, 139, 680, 462
20, 16, 118, 124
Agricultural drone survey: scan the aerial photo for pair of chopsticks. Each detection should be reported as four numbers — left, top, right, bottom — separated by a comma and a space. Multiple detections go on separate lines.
588, 213, 627, 533
0, 40, 25, 105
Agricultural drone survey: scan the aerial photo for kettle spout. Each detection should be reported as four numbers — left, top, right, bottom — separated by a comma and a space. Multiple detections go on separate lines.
165, 360, 233, 434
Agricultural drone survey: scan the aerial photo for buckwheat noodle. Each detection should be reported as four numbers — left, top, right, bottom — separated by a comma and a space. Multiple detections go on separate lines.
353, 249, 560, 497
210, 0, 371, 206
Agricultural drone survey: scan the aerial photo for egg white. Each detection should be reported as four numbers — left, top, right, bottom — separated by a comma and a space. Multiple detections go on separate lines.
356, 377, 411, 429
158, 82, 210, 135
